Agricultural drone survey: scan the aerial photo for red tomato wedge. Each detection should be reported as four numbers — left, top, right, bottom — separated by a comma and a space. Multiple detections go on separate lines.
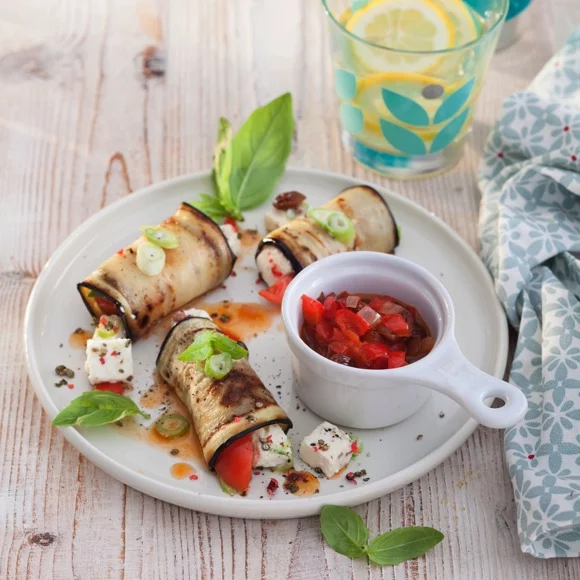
94, 382, 125, 395
258, 274, 294, 305
335, 309, 371, 337
381, 313, 410, 336
95, 297, 118, 316
301, 294, 324, 325
214, 434, 253, 494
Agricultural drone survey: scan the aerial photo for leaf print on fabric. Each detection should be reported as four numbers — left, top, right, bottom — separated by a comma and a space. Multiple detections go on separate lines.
479, 28, 580, 558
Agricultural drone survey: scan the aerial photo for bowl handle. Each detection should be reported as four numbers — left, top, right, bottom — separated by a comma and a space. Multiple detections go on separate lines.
413, 345, 528, 429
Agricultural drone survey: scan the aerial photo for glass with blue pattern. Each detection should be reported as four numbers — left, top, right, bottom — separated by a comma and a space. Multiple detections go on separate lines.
323, 0, 508, 179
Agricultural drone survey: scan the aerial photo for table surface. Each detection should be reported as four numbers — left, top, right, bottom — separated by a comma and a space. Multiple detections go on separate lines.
2, 0, 580, 578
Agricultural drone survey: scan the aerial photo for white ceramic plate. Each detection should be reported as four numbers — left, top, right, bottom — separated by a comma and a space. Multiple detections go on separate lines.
24, 168, 507, 519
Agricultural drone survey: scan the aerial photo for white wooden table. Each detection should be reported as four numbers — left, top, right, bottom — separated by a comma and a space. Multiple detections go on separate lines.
2, 1, 580, 578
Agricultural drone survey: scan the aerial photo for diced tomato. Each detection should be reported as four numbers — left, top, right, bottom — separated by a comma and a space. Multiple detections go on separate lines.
301, 295, 324, 325
361, 342, 390, 369
214, 434, 253, 493
381, 313, 411, 337
328, 340, 351, 355
368, 297, 390, 311
224, 216, 239, 232
335, 309, 371, 337
315, 319, 336, 342
94, 382, 125, 395
323, 295, 339, 319
95, 297, 118, 316
388, 350, 407, 369
258, 274, 294, 304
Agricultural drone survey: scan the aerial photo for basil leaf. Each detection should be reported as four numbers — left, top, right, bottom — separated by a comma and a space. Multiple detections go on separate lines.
211, 333, 248, 360
191, 193, 229, 223
230, 93, 294, 211
366, 527, 444, 566
320, 505, 368, 559
212, 117, 240, 218
178, 330, 216, 362
52, 391, 150, 427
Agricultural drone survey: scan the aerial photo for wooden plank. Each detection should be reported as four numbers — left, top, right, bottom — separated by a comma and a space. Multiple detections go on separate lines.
2, 0, 580, 578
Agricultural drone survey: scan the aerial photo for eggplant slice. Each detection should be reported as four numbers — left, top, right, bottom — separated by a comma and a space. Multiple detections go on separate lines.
78, 203, 236, 340
156, 316, 292, 470
255, 185, 399, 286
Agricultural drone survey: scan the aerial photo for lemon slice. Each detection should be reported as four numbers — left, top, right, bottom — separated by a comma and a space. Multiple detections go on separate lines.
437, 0, 479, 46
346, 0, 455, 73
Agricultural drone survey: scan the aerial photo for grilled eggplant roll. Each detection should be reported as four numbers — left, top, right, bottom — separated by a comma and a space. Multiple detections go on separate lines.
78, 203, 236, 340
156, 316, 292, 470
256, 185, 399, 286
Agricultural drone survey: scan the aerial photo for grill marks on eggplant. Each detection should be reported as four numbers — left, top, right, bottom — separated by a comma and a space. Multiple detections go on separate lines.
255, 185, 399, 282
77, 203, 235, 340
156, 316, 292, 468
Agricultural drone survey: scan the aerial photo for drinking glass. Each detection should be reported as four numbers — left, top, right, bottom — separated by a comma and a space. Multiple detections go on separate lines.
323, 0, 508, 179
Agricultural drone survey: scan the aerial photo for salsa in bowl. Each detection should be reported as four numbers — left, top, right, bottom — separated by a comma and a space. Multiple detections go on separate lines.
300, 291, 434, 370
282, 252, 527, 430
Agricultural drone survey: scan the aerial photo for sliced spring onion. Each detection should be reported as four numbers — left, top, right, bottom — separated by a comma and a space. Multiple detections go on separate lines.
141, 226, 179, 249
308, 207, 355, 246
96, 327, 116, 339
136, 242, 166, 276
327, 212, 355, 245
205, 352, 233, 379
178, 330, 216, 362
358, 305, 381, 327
211, 333, 248, 360
155, 413, 190, 438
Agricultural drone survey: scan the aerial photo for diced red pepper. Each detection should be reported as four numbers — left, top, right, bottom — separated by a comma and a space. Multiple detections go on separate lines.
94, 382, 125, 395
224, 217, 239, 232
381, 313, 411, 337
258, 274, 294, 305
335, 309, 371, 337
302, 295, 324, 325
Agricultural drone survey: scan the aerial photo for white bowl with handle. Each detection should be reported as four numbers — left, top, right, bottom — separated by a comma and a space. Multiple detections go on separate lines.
281, 251, 527, 429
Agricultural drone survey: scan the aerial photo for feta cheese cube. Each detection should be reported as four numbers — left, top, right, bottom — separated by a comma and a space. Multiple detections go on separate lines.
85, 338, 133, 385
299, 421, 353, 478
252, 424, 293, 470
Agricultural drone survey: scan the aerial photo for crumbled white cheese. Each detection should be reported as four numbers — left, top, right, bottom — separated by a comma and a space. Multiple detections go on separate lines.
220, 224, 241, 256
85, 338, 133, 385
256, 245, 294, 287
92, 315, 125, 339
252, 424, 293, 470
299, 421, 353, 478
264, 208, 291, 232
182, 308, 211, 320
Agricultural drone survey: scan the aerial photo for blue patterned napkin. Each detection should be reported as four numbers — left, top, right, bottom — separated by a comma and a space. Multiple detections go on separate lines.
479, 30, 580, 558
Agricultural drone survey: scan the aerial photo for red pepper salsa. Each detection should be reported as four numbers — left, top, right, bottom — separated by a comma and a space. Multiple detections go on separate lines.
300, 291, 435, 369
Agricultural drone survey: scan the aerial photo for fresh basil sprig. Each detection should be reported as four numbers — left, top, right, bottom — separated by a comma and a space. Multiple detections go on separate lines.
320, 504, 368, 558
52, 391, 150, 427
365, 526, 445, 566
320, 505, 444, 566
192, 93, 294, 221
